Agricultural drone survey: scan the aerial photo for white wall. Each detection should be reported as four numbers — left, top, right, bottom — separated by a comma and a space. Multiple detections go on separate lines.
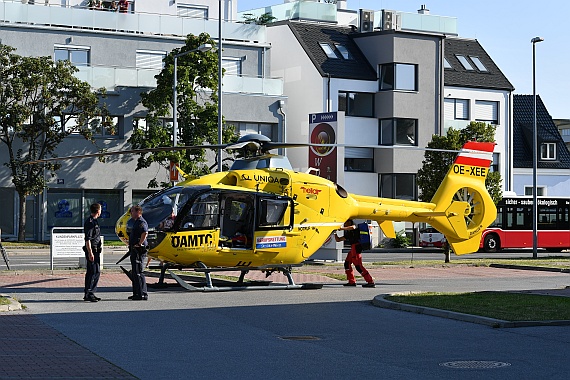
513, 168, 570, 196
444, 87, 511, 192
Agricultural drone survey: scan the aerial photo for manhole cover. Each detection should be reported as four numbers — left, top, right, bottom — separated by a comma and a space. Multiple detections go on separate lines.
279, 336, 321, 341
440, 361, 511, 369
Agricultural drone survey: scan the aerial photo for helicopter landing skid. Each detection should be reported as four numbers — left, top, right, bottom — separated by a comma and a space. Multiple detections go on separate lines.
164, 263, 321, 292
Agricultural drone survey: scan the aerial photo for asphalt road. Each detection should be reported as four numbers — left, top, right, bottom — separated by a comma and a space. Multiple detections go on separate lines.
6, 269, 570, 380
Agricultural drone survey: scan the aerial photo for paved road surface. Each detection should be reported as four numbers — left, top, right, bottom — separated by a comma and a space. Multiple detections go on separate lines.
1, 266, 570, 379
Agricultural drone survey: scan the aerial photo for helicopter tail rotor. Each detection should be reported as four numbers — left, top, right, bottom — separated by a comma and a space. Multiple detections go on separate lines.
423, 141, 497, 254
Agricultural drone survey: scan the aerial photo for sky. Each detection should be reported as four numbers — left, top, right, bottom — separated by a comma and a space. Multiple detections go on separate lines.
237, 0, 570, 119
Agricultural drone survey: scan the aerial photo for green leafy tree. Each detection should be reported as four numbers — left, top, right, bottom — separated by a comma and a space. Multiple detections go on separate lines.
416, 121, 502, 261
0, 44, 103, 241
241, 12, 277, 25
129, 33, 238, 188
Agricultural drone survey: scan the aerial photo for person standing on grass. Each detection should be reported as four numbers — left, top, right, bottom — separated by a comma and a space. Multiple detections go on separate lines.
334, 219, 375, 288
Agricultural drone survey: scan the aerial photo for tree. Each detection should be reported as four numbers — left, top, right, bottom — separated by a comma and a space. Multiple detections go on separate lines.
241, 12, 277, 25
0, 44, 103, 241
416, 121, 503, 261
128, 33, 238, 188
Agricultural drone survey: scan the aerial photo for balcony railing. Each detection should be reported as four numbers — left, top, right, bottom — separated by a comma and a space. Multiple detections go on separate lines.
0, 1, 266, 42
237, 1, 337, 23
76, 65, 283, 96
443, 119, 470, 134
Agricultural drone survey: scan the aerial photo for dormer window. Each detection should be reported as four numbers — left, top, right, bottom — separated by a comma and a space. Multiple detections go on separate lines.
470, 56, 488, 72
335, 44, 352, 60
541, 142, 556, 160
319, 43, 338, 59
456, 55, 474, 71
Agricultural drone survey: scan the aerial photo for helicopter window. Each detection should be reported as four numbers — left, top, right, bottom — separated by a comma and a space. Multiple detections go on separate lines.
220, 195, 254, 248
139, 186, 203, 229
180, 192, 219, 230
258, 198, 288, 228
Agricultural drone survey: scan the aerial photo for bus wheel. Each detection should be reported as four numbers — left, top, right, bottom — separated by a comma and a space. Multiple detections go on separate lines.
483, 234, 500, 253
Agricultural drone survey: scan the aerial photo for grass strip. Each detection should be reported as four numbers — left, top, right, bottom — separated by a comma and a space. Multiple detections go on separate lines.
386, 292, 570, 321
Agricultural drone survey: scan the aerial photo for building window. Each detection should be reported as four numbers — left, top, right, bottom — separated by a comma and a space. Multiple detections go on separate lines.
379, 63, 417, 91
334, 44, 352, 60
61, 115, 120, 137
177, 5, 208, 19
338, 91, 374, 117
222, 58, 242, 76
474, 100, 499, 124
380, 174, 417, 200
0, 188, 15, 236
524, 186, 545, 196
491, 153, 499, 172
234, 122, 275, 141
319, 43, 338, 59
443, 58, 452, 69
379, 118, 417, 146
345, 148, 373, 172
456, 55, 475, 71
136, 50, 166, 69
469, 56, 488, 72
541, 142, 556, 160
54, 45, 90, 66
444, 98, 469, 120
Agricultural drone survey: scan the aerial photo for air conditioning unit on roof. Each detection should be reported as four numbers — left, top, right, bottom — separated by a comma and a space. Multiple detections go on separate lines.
359, 9, 374, 33
383, 10, 400, 31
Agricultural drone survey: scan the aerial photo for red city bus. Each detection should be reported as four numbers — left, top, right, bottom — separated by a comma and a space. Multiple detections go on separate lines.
479, 197, 570, 253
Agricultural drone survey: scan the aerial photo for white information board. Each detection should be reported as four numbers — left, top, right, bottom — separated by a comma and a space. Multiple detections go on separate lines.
51, 229, 85, 258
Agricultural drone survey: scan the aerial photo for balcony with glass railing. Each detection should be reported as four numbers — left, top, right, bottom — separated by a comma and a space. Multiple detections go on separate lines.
238, 1, 456, 35
443, 119, 471, 134
237, 1, 337, 23
76, 65, 283, 96
0, 1, 266, 43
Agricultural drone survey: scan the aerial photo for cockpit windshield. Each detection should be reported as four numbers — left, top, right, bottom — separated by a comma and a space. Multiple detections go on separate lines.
138, 186, 209, 229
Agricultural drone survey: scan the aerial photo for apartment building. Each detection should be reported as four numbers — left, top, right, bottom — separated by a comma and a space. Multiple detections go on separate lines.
0, 0, 285, 240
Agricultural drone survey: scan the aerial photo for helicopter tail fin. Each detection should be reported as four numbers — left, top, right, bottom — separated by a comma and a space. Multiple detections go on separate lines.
419, 141, 497, 255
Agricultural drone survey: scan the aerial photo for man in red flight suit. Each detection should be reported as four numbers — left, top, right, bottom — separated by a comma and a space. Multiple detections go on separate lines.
334, 219, 375, 287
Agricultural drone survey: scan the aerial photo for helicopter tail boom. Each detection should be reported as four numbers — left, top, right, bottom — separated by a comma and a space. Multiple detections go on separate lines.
348, 141, 496, 255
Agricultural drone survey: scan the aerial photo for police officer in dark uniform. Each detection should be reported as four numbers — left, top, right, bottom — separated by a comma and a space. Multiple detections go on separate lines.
84, 203, 102, 302
128, 205, 149, 300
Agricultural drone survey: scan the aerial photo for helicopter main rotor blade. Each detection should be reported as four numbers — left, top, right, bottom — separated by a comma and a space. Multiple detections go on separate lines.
262, 142, 460, 154
25, 144, 228, 165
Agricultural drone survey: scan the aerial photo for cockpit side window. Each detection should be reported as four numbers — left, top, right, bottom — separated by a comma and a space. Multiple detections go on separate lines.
257, 198, 290, 229
179, 192, 220, 230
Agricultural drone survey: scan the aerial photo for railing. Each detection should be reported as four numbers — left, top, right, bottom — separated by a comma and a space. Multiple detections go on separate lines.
443, 119, 471, 134
237, 1, 337, 23
0, 1, 266, 42
76, 65, 284, 96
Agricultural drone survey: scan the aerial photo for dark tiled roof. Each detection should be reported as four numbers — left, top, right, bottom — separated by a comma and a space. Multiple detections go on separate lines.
513, 94, 570, 169
444, 38, 514, 91
286, 21, 377, 81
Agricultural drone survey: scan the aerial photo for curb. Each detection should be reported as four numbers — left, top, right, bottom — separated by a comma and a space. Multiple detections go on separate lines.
490, 263, 570, 273
0, 294, 23, 311
371, 292, 570, 328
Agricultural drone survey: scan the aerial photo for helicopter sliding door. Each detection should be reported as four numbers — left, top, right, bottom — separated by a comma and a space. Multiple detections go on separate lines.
219, 193, 255, 249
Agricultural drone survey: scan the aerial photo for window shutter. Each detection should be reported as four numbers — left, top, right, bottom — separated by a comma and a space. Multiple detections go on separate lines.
474, 100, 498, 123
345, 148, 373, 158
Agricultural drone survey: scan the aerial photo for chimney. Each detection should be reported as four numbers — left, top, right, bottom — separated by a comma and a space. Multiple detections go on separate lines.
418, 4, 430, 14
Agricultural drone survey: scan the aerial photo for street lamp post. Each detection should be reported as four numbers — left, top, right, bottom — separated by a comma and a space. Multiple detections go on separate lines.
531, 36, 544, 259
172, 43, 213, 147
217, 0, 223, 172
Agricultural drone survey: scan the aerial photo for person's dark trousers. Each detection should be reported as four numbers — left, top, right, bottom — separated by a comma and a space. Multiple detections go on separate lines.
84, 248, 100, 297
130, 248, 148, 298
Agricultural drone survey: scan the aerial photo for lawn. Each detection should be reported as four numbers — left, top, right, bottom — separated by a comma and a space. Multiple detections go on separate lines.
386, 291, 570, 321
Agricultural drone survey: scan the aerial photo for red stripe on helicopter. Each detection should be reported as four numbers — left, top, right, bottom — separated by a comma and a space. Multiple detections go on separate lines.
453, 141, 495, 167
454, 156, 492, 167
462, 141, 496, 152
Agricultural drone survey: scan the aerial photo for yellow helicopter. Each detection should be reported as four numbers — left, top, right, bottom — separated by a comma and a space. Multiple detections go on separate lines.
105, 134, 497, 290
